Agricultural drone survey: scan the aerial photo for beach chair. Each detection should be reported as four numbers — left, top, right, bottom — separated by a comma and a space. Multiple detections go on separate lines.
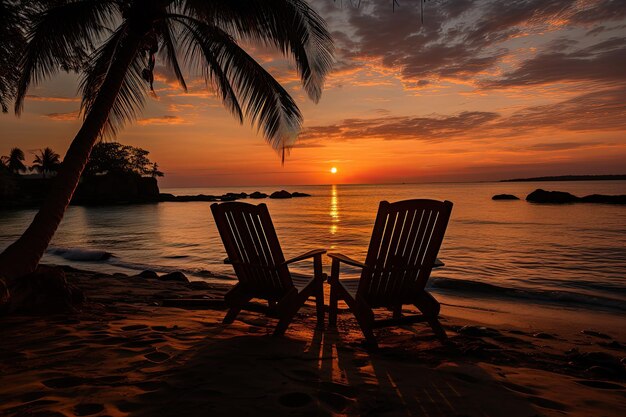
327, 199, 453, 347
211, 202, 326, 336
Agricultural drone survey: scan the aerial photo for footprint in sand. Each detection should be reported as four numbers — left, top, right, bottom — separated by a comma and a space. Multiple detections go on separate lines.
121, 324, 149, 331
318, 390, 354, 413
526, 396, 569, 411
144, 351, 171, 363
278, 392, 313, 408
42, 376, 87, 389
575, 380, 624, 390
74, 403, 104, 416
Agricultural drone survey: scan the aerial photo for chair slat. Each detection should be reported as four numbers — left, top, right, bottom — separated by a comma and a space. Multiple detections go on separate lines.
358, 200, 453, 307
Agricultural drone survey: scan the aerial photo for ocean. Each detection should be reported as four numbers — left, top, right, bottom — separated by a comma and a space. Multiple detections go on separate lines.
1, 181, 625, 316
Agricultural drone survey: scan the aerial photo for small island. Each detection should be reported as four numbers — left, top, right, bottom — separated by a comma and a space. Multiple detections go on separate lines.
501, 174, 626, 182
1, 144, 311, 209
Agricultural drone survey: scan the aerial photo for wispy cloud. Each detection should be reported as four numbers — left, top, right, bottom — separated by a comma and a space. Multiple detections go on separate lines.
44, 111, 80, 121
137, 115, 186, 126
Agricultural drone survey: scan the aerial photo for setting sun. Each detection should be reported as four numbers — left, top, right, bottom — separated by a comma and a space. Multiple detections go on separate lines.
330, 167, 338, 174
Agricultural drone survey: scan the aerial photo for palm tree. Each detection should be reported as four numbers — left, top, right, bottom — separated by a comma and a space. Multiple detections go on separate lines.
31, 147, 61, 179
1, 147, 27, 175
0, 0, 333, 283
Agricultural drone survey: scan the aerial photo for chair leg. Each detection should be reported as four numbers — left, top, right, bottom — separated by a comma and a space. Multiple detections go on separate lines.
414, 290, 447, 342
223, 307, 242, 324
427, 317, 448, 342
328, 284, 338, 328
353, 310, 377, 348
393, 304, 403, 320
315, 280, 325, 330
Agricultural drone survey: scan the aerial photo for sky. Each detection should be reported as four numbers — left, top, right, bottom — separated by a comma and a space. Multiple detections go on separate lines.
1, 0, 625, 187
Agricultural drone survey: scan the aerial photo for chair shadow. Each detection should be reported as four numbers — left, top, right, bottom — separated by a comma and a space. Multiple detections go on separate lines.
128, 320, 539, 417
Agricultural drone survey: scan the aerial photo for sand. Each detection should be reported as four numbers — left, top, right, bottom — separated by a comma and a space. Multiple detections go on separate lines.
1, 267, 625, 417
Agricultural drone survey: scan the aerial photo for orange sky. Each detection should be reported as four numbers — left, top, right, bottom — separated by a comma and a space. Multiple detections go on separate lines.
1, 0, 625, 187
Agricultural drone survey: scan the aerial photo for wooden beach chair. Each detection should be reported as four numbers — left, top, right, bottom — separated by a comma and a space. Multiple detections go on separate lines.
211, 202, 326, 336
327, 199, 453, 347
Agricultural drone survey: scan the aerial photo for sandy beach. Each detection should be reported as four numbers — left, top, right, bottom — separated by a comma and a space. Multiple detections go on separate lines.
1, 266, 625, 417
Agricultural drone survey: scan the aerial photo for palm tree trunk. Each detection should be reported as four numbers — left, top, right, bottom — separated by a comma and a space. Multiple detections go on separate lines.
0, 30, 145, 285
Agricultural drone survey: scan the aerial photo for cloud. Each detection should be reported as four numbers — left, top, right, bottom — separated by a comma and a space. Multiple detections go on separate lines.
28, 95, 80, 103
299, 86, 626, 143
44, 111, 80, 121
483, 37, 626, 88
137, 115, 185, 126
316, 0, 626, 91
300, 111, 500, 142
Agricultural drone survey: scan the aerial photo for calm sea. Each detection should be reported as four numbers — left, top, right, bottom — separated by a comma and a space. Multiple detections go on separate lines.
1, 181, 625, 314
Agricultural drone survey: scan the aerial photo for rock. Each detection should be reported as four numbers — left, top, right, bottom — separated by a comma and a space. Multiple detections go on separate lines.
492, 194, 519, 200
525, 189, 626, 205
2, 266, 84, 314
0, 278, 9, 306
159, 272, 189, 283
158, 193, 176, 201
249, 191, 268, 199
270, 190, 292, 199
580, 194, 626, 204
581, 329, 611, 339
291, 192, 311, 197
533, 332, 555, 339
457, 325, 500, 337
574, 351, 622, 367
137, 270, 159, 279
526, 189, 579, 203
160, 194, 218, 202
585, 366, 620, 378
220, 192, 246, 201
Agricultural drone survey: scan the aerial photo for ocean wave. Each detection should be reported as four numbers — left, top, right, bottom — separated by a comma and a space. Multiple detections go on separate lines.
49, 247, 113, 261
106, 258, 234, 280
429, 276, 626, 312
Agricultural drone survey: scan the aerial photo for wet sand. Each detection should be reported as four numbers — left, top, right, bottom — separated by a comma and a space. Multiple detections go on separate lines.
1, 267, 625, 416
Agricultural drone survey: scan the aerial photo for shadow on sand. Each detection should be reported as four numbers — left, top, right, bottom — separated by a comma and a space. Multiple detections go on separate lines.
130, 323, 539, 417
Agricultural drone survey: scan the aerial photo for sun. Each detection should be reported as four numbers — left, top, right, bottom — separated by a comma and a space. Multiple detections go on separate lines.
330, 167, 338, 174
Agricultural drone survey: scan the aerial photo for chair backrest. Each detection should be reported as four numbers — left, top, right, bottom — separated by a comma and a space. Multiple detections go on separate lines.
358, 199, 453, 307
211, 202, 293, 298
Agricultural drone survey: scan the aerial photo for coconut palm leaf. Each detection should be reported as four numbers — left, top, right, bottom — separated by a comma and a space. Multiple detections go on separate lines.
79, 23, 148, 137
14, 0, 118, 114
174, 15, 302, 151
183, 0, 334, 102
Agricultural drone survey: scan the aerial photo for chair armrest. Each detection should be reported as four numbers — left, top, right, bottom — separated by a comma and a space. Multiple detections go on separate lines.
327, 253, 367, 269
283, 249, 327, 265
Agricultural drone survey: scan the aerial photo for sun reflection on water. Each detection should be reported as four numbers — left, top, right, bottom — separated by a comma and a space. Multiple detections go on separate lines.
329, 185, 339, 241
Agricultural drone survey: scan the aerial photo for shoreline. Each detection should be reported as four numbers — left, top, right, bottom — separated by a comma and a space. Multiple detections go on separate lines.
1, 266, 624, 416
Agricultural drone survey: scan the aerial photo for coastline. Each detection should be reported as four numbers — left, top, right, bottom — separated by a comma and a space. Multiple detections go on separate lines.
1, 266, 624, 416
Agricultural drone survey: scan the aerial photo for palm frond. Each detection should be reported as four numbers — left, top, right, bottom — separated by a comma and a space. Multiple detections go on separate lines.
160, 19, 188, 92
80, 24, 147, 138
14, 0, 118, 114
183, 0, 334, 103
174, 15, 303, 152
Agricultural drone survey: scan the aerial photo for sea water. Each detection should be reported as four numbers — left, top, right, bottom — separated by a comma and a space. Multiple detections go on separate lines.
1, 181, 625, 315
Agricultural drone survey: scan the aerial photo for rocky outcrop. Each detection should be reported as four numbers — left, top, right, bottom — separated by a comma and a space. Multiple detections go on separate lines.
526, 189, 626, 204
73, 173, 160, 205
492, 194, 519, 200
580, 194, 626, 204
159, 272, 189, 283
291, 192, 312, 197
159, 193, 218, 202
0, 266, 84, 315
249, 191, 268, 199
270, 190, 292, 199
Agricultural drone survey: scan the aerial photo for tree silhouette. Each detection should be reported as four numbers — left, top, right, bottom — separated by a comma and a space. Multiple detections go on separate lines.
1, 147, 27, 175
31, 147, 61, 179
0, 0, 333, 282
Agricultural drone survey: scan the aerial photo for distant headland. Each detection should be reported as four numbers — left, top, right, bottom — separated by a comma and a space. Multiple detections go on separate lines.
501, 175, 626, 182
